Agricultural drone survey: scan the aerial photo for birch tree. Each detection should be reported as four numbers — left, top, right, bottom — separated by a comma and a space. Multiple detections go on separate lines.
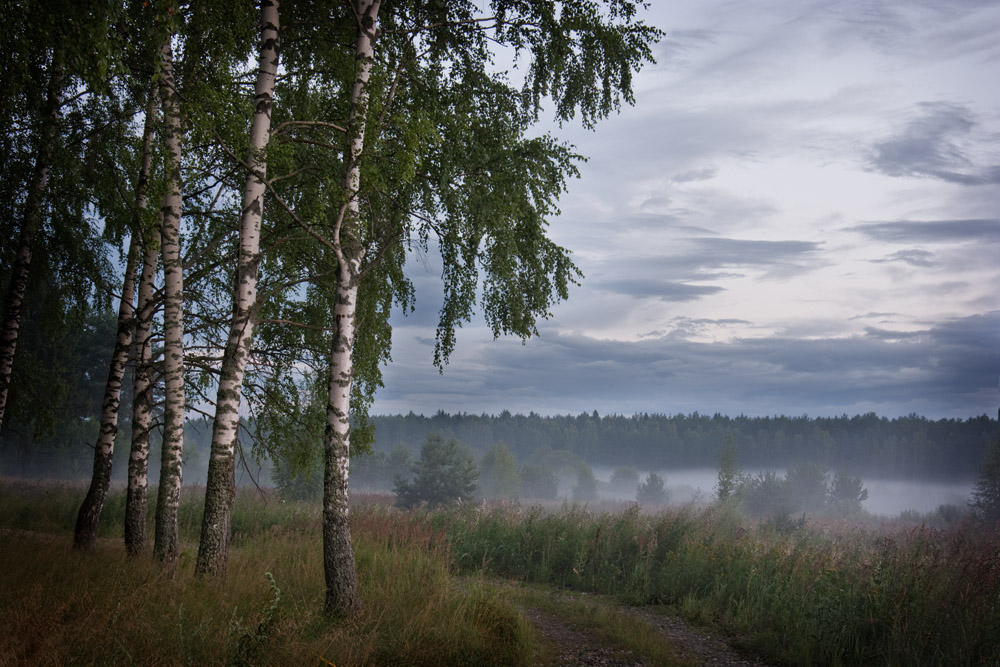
309, 0, 660, 615
0, 55, 63, 430
74, 79, 160, 551
153, 33, 186, 573
196, 0, 281, 577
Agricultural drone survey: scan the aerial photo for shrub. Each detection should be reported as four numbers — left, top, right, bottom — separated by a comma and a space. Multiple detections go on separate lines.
636, 472, 667, 505
394, 432, 478, 509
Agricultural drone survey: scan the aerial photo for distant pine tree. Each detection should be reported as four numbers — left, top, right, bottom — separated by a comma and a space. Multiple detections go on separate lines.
394, 432, 478, 509
969, 431, 1000, 523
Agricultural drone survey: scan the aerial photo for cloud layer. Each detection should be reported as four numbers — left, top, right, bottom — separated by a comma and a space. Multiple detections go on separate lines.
372, 0, 1000, 420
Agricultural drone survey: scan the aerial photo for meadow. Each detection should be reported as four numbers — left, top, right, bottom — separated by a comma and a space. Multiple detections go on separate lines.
1, 478, 998, 666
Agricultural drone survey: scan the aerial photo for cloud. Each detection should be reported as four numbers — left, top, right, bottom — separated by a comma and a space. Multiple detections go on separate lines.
850, 219, 1000, 243
870, 249, 936, 267
597, 279, 724, 302
376, 312, 1000, 419
868, 102, 1000, 185
672, 165, 718, 183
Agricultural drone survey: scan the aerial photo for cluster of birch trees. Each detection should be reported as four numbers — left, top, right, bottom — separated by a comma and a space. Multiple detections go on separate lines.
0, 0, 659, 614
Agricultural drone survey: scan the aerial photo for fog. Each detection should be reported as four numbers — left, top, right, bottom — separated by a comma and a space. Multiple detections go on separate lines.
591, 466, 975, 517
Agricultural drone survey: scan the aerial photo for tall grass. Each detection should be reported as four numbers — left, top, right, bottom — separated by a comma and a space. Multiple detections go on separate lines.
0, 479, 530, 666
435, 501, 1000, 666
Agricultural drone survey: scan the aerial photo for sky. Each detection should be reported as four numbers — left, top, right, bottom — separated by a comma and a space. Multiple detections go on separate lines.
372, 0, 1000, 419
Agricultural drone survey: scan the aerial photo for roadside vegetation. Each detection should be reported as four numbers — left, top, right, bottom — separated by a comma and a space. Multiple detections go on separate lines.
3, 475, 999, 666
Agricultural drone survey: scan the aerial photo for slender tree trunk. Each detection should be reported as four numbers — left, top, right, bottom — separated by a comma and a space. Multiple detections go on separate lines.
154, 38, 185, 573
0, 58, 62, 429
196, 0, 280, 577
124, 232, 158, 554
323, 0, 380, 616
74, 82, 159, 551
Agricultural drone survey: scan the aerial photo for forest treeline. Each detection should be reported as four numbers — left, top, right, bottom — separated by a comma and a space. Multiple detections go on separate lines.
3, 406, 995, 483
368, 410, 997, 480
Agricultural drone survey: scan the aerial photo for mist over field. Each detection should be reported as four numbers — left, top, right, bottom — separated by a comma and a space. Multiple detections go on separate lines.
591, 466, 975, 516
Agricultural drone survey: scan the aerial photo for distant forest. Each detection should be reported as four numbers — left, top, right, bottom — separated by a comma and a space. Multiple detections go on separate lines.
2, 408, 995, 483
368, 411, 998, 480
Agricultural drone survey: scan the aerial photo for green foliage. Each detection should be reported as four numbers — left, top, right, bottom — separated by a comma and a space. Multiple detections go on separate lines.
969, 432, 1000, 522
394, 432, 479, 509
521, 463, 559, 500
226, 572, 281, 667
370, 411, 997, 480
829, 470, 869, 516
479, 442, 522, 499
572, 464, 598, 502
785, 461, 829, 513
715, 436, 740, 502
635, 472, 667, 505
609, 465, 640, 494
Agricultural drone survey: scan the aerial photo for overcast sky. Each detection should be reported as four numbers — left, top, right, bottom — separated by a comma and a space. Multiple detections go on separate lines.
372, 0, 1000, 419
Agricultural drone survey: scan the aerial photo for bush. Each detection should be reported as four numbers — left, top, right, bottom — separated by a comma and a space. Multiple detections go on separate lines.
394, 432, 478, 509
636, 472, 667, 505
969, 433, 1000, 522
521, 464, 558, 500
480, 442, 522, 499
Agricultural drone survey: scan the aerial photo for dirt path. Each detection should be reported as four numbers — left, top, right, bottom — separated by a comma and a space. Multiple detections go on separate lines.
619, 606, 773, 667
524, 605, 648, 666
507, 586, 775, 667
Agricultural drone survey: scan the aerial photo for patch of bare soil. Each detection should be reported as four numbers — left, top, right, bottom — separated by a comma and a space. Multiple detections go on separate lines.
620, 606, 774, 667
513, 588, 776, 667
523, 606, 648, 666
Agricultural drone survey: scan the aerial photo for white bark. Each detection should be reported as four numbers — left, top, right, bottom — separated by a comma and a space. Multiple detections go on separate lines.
154, 37, 185, 574
124, 81, 163, 555
196, 0, 280, 577
124, 233, 158, 554
0, 57, 62, 429
75, 79, 159, 552
323, 0, 381, 616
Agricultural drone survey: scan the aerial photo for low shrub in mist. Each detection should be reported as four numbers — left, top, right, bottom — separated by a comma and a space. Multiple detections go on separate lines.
435, 500, 1000, 666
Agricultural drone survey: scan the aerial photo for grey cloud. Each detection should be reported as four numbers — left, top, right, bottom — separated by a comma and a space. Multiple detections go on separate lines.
597, 279, 724, 302
672, 166, 718, 183
377, 312, 1000, 419
850, 219, 1000, 243
657, 29, 719, 67
870, 249, 936, 267
863, 327, 925, 341
868, 102, 1000, 185
683, 238, 821, 264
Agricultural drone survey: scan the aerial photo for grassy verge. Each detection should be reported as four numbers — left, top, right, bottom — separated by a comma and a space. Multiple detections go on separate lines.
502, 583, 697, 667
434, 501, 1000, 666
0, 479, 530, 666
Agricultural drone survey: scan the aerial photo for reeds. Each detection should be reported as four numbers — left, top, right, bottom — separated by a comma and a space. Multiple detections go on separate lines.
437, 501, 1000, 666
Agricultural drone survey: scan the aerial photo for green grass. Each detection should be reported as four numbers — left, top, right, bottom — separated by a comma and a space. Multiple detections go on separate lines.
505, 584, 698, 666
0, 479, 531, 666
6, 478, 999, 666
434, 501, 1000, 666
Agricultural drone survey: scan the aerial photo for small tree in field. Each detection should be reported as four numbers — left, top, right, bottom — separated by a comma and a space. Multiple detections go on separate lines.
829, 470, 869, 516
479, 442, 521, 499
715, 435, 741, 502
969, 433, 1000, 523
636, 472, 667, 505
394, 432, 478, 509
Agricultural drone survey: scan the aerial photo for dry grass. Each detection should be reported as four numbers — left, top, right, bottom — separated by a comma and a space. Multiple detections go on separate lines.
0, 479, 531, 666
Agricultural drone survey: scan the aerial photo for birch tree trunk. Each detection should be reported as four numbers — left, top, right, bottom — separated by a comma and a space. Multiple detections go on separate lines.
154, 37, 186, 573
196, 0, 280, 577
0, 57, 62, 429
74, 82, 159, 551
124, 231, 158, 555
323, 0, 380, 616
